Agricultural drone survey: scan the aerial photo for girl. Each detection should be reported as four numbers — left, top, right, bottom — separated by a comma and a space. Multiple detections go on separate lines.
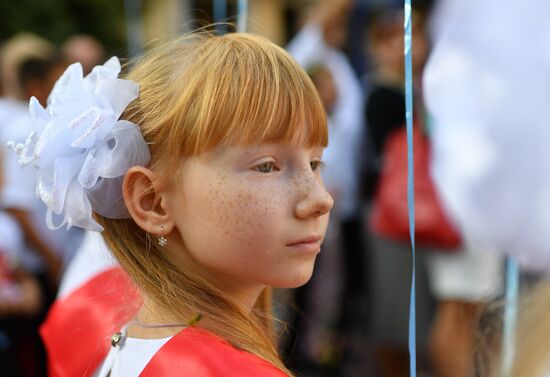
16, 30, 333, 376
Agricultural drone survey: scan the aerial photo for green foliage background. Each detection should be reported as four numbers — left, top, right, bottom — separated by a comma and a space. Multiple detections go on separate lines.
0, 0, 127, 56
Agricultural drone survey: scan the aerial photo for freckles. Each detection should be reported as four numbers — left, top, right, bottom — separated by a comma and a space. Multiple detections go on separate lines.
205, 174, 233, 232
289, 174, 316, 198
234, 189, 270, 244
288, 176, 300, 196
238, 202, 257, 247
212, 177, 287, 248
207, 182, 215, 205
271, 188, 284, 212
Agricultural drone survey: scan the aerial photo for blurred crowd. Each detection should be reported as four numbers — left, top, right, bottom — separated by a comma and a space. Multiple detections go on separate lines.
2, 0, 543, 376
0, 33, 106, 376
280, 1, 504, 377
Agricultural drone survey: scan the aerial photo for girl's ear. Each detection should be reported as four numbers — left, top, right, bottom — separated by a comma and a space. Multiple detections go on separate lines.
123, 166, 174, 236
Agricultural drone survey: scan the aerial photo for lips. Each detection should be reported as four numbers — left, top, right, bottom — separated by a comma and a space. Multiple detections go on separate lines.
286, 236, 323, 253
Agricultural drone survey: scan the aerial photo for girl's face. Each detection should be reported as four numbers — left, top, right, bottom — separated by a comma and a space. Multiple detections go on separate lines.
164, 143, 333, 307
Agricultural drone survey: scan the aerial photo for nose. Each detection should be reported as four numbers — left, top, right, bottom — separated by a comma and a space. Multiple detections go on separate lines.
294, 175, 334, 220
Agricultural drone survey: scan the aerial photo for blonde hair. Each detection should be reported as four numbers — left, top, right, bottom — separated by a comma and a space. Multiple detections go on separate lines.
512, 282, 550, 377
476, 282, 550, 377
96, 31, 327, 375
503, 283, 550, 377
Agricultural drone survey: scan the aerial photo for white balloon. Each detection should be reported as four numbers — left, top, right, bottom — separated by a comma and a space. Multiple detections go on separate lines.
423, 0, 550, 271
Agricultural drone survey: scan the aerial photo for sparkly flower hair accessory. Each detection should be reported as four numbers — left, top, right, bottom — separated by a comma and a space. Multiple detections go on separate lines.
8, 57, 150, 232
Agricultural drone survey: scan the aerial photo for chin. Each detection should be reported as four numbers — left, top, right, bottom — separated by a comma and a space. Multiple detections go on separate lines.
271, 266, 315, 289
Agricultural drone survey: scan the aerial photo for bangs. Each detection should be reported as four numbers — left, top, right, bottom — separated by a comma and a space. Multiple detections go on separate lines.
169, 33, 328, 156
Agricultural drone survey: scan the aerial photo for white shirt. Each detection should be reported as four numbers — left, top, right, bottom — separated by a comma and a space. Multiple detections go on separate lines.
94, 328, 172, 377
0, 101, 81, 272
0, 211, 23, 261
0, 98, 24, 137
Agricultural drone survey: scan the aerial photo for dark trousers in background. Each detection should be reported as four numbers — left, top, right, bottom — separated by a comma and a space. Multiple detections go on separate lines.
0, 273, 55, 377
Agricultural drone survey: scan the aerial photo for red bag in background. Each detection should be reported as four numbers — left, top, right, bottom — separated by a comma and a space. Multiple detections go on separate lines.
369, 126, 462, 250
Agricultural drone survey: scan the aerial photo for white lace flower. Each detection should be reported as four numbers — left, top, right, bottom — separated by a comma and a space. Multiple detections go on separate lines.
8, 57, 150, 232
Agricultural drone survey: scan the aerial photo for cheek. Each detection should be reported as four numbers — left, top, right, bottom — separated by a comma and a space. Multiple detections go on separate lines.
185, 178, 288, 253
226, 186, 285, 245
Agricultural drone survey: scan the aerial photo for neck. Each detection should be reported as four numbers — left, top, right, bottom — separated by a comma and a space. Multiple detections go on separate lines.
220, 282, 265, 312
126, 300, 191, 339
126, 284, 264, 340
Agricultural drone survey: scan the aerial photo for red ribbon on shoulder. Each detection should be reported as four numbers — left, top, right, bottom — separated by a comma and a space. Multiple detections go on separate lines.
40, 267, 142, 377
141, 326, 288, 376
41, 267, 288, 377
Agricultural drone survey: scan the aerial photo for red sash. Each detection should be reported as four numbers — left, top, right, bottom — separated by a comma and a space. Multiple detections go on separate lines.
141, 326, 289, 376
41, 267, 288, 377
40, 267, 142, 377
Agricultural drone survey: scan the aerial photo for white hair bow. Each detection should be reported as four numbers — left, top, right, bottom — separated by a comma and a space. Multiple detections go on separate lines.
8, 57, 150, 232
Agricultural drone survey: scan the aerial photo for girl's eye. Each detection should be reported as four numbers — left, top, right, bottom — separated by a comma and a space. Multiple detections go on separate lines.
255, 161, 278, 173
310, 160, 325, 171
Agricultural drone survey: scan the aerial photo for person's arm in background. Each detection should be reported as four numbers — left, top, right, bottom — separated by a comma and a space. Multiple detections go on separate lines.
5, 208, 62, 285
286, 0, 353, 67
0, 210, 43, 318
324, 48, 364, 219
1, 141, 62, 286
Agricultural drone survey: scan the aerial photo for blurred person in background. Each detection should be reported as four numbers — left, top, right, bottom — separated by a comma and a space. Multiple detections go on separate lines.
286, 0, 368, 375
0, 151, 44, 377
61, 34, 105, 75
421, 0, 510, 376
361, 8, 434, 376
0, 33, 54, 102
362, 8, 429, 197
0, 34, 68, 286
426, 240, 502, 377
0, 33, 82, 376
16, 56, 64, 108
363, 5, 503, 377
